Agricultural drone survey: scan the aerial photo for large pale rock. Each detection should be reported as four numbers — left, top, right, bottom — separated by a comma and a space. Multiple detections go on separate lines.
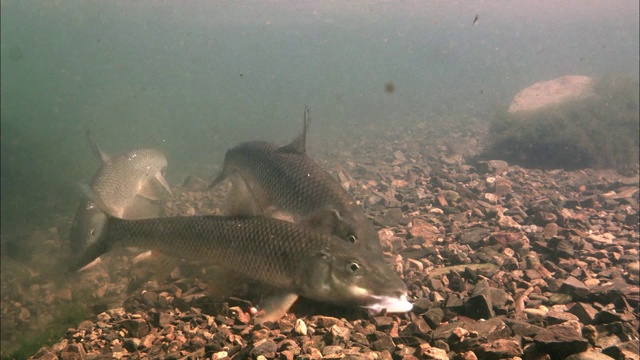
508, 75, 595, 114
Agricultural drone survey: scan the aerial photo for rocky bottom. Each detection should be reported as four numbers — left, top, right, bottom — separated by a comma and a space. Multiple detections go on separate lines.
1, 121, 638, 360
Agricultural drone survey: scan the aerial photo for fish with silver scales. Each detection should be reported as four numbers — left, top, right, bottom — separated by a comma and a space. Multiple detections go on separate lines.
209, 106, 385, 255
70, 207, 413, 323
69, 132, 174, 256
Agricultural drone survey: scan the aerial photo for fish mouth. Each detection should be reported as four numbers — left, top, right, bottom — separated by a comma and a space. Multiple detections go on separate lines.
362, 293, 413, 315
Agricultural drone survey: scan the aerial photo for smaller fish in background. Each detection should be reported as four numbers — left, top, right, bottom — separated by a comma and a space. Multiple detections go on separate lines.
473, 14, 479, 26
69, 132, 174, 255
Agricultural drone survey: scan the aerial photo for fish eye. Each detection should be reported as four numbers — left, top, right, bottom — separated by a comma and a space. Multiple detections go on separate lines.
90, 229, 96, 237
347, 234, 357, 244
347, 261, 361, 273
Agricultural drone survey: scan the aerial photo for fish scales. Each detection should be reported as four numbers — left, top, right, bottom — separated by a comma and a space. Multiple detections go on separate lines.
230, 141, 354, 214
99, 215, 332, 288
73, 207, 413, 316
91, 149, 169, 217
211, 107, 384, 254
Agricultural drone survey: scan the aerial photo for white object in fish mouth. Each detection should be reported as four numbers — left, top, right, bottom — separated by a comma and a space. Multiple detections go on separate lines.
363, 294, 413, 315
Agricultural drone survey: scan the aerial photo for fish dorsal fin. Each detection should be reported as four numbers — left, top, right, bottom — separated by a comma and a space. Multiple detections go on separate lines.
279, 105, 311, 155
86, 131, 111, 163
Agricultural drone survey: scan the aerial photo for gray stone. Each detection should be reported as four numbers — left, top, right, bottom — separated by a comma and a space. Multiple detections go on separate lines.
569, 303, 599, 325
534, 322, 589, 359
465, 280, 495, 319
119, 318, 151, 338
602, 340, 640, 360
250, 340, 278, 358
560, 276, 590, 299
564, 352, 615, 360
474, 339, 523, 360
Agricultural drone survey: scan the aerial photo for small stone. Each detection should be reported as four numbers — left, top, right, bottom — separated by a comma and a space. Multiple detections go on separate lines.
475, 339, 523, 359
465, 280, 495, 319
313, 316, 345, 328
213, 351, 228, 359
568, 303, 598, 325
123, 338, 141, 353
326, 324, 351, 345
250, 340, 278, 358
602, 341, 640, 360
564, 352, 616, 360
546, 311, 580, 325
409, 219, 439, 243
549, 293, 573, 305
119, 318, 151, 338
59, 343, 86, 360
294, 318, 307, 336
470, 318, 512, 342
55, 288, 73, 302
560, 276, 590, 299
494, 179, 512, 196
371, 333, 396, 352
534, 322, 589, 359
423, 308, 444, 329
372, 316, 395, 329
418, 343, 449, 360
477, 160, 509, 174
322, 345, 344, 356
544, 223, 559, 239
393, 150, 407, 163
383, 208, 404, 226
152, 312, 173, 328
504, 319, 546, 338
31, 347, 58, 360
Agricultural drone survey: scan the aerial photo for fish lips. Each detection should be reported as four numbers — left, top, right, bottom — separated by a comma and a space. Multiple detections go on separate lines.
361, 293, 414, 315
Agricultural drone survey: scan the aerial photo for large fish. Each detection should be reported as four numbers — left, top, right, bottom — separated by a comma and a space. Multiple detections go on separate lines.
209, 107, 383, 254
69, 133, 173, 254
71, 212, 413, 323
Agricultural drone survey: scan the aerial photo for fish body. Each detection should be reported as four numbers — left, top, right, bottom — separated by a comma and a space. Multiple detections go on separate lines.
69, 134, 173, 254
72, 214, 412, 319
210, 107, 383, 254
90, 148, 173, 217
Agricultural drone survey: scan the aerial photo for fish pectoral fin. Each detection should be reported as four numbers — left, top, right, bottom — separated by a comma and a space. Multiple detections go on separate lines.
255, 292, 299, 324
279, 105, 310, 155
154, 173, 175, 198
138, 174, 174, 201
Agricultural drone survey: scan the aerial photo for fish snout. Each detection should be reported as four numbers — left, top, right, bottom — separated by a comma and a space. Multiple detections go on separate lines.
364, 292, 413, 315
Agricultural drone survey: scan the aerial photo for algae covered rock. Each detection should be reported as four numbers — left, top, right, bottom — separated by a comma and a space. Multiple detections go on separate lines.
485, 74, 639, 173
